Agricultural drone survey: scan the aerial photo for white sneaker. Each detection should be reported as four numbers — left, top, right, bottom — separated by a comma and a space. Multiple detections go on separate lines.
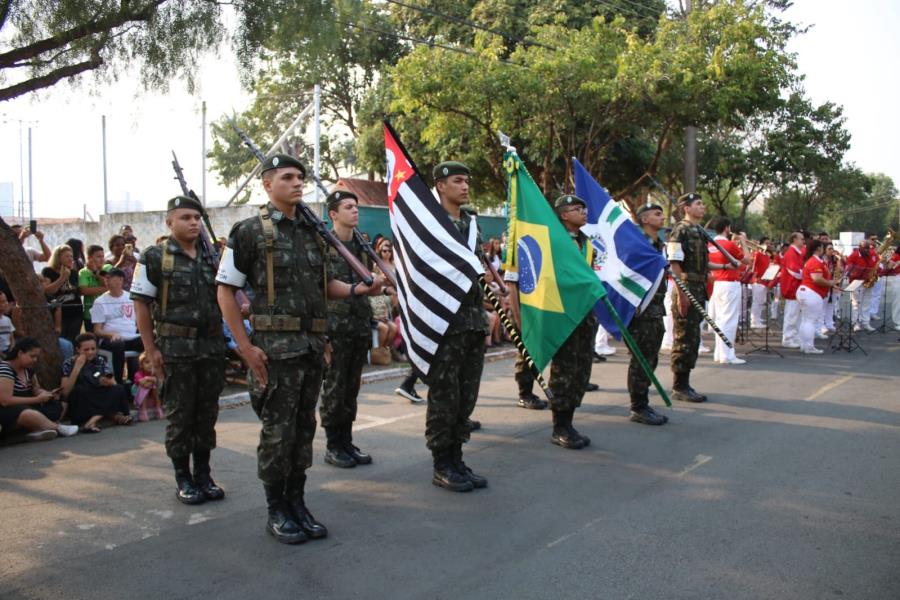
852, 323, 863, 332
722, 357, 747, 365
782, 341, 800, 349
698, 345, 711, 354
57, 424, 79, 437
801, 347, 824, 354
870, 315, 881, 321
660, 344, 672, 351
815, 332, 828, 340
26, 430, 58, 442
594, 346, 616, 356
863, 324, 876, 332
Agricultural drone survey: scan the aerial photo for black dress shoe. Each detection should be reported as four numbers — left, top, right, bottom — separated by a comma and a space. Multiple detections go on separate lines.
175, 471, 206, 505
592, 352, 607, 363
467, 418, 481, 432
324, 447, 357, 468
629, 407, 668, 426
518, 393, 548, 410
585, 383, 600, 392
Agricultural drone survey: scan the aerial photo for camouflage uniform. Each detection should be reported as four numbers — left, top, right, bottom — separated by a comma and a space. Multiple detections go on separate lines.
131, 239, 225, 459
221, 202, 328, 485
668, 219, 709, 375
514, 352, 535, 397
424, 209, 489, 454
626, 231, 666, 410
320, 237, 371, 430
547, 230, 596, 412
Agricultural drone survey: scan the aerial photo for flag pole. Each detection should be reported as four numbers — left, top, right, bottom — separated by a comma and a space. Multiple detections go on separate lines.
601, 296, 671, 407
480, 275, 554, 401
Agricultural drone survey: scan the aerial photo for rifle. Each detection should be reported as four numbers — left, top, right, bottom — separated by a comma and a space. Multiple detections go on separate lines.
228, 119, 374, 286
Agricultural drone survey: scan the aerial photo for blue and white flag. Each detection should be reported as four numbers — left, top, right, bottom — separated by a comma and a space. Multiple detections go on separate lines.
574, 158, 668, 339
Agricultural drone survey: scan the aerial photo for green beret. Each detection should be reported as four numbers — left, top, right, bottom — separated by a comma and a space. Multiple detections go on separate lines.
554, 194, 587, 211
260, 154, 307, 178
677, 192, 702, 206
635, 202, 663, 218
432, 161, 470, 181
167, 195, 204, 213
326, 189, 358, 210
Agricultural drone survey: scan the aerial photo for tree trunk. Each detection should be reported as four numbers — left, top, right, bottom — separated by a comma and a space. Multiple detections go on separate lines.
0, 217, 61, 387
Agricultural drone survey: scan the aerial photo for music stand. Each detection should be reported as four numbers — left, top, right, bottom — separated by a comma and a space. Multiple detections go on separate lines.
831, 279, 867, 354
746, 265, 782, 357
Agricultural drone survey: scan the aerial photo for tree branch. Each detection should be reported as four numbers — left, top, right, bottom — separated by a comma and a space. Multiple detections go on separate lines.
0, 47, 103, 102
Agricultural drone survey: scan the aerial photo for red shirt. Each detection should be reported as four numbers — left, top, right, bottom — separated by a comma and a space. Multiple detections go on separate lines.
779, 245, 804, 300
886, 252, 900, 276
801, 255, 829, 298
845, 249, 878, 281
708, 237, 745, 282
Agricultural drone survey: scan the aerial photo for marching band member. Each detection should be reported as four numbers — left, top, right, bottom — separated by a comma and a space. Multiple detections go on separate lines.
707, 217, 750, 364
797, 239, 840, 354
845, 239, 878, 332
821, 243, 841, 334
867, 234, 886, 319
886, 242, 900, 331
779, 232, 805, 348
749, 236, 771, 329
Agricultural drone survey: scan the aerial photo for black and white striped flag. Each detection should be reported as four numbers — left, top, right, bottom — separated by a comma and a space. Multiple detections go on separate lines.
383, 121, 483, 375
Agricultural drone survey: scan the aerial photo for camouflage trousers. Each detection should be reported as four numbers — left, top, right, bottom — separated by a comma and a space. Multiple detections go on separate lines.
424, 330, 485, 453
320, 334, 370, 428
162, 357, 225, 458
514, 352, 535, 397
671, 281, 707, 374
548, 316, 595, 412
626, 315, 664, 410
249, 355, 324, 485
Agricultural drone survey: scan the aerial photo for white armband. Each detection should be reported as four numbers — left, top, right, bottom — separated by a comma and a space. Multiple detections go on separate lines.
216, 247, 248, 287
129, 262, 158, 298
666, 242, 685, 261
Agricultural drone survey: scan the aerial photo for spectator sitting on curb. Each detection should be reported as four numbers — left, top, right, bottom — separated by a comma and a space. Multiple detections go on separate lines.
0, 337, 78, 442
91, 268, 143, 384
61, 333, 132, 433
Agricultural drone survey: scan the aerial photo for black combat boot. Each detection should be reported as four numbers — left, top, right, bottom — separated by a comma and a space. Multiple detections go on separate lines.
672, 372, 706, 403
343, 424, 372, 465
452, 444, 487, 489
629, 398, 668, 426
265, 483, 307, 544
285, 475, 328, 539
172, 455, 205, 505
551, 410, 585, 449
323, 426, 356, 468
192, 449, 225, 500
432, 450, 474, 492
568, 410, 591, 447
517, 392, 548, 410
585, 383, 600, 392
467, 418, 482, 432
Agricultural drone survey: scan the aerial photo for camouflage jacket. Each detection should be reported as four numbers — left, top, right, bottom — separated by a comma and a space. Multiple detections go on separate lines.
221, 202, 329, 360
446, 208, 489, 335
326, 235, 372, 337
667, 219, 709, 278
130, 239, 225, 361
635, 230, 666, 321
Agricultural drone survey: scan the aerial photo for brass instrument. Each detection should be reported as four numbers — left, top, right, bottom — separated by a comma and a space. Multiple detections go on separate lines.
863, 229, 895, 288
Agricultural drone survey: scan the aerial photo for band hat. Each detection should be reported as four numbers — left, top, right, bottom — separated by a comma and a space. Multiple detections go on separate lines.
432, 161, 470, 181
554, 194, 587, 211
635, 202, 664, 218
677, 192, 702, 206
167, 195, 204, 214
326, 189, 359, 210
260, 153, 307, 178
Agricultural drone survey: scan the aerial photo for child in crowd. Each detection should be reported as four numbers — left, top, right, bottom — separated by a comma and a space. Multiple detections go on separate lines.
132, 352, 163, 422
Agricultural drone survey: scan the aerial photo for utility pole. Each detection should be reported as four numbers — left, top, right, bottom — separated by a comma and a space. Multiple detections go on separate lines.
102, 115, 109, 214
313, 84, 321, 200
18, 120, 24, 220
683, 0, 697, 194
201, 100, 207, 207
27, 126, 33, 220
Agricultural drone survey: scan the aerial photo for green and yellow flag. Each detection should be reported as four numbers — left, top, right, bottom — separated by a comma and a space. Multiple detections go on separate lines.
502, 150, 606, 370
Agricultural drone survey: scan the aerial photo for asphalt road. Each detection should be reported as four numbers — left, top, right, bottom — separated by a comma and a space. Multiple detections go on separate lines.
2, 329, 898, 599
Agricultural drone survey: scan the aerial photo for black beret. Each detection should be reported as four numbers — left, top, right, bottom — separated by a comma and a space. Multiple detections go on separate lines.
554, 194, 587, 211
326, 189, 358, 210
433, 161, 470, 181
635, 202, 663, 218
260, 154, 307, 178
166, 195, 204, 214
677, 192, 702, 206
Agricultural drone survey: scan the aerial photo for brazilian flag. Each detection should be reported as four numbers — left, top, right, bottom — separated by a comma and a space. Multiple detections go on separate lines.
502, 150, 607, 371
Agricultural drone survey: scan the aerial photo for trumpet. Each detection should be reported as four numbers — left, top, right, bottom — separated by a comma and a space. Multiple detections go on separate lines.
731, 234, 768, 254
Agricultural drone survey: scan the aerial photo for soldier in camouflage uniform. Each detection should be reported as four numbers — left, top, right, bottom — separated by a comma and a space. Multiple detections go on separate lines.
217, 154, 382, 544
625, 203, 670, 426
320, 190, 374, 468
132, 195, 227, 505
512, 347, 547, 410
546, 194, 596, 449
425, 161, 489, 492
666, 192, 709, 403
